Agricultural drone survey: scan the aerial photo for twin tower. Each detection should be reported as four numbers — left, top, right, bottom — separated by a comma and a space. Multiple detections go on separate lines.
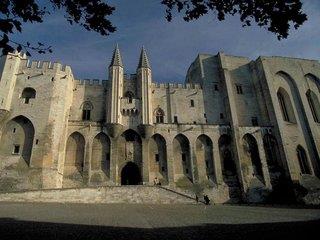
107, 45, 153, 127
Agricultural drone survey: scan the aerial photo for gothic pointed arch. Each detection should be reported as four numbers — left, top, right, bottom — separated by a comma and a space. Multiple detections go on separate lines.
81, 101, 93, 121
243, 134, 264, 181
63, 131, 85, 188
124, 91, 134, 103
305, 73, 320, 92
154, 107, 165, 123
218, 134, 241, 200
297, 145, 311, 175
173, 134, 193, 183
0, 115, 35, 166
276, 71, 319, 176
277, 87, 296, 123
91, 132, 111, 179
149, 134, 168, 184
306, 89, 320, 123
195, 134, 215, 182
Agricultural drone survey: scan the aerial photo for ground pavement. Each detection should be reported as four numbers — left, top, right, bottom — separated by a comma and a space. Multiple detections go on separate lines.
0, 202, 319, 240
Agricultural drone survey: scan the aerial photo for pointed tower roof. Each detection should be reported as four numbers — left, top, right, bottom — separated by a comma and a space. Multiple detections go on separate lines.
109, 44, 123, 67
137, 46, 151, 69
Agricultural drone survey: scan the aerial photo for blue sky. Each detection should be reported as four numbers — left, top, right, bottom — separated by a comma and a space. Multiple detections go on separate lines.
11, 0, 320, 83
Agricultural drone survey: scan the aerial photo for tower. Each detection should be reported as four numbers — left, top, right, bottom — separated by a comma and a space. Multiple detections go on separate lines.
137, 47, 153, 125
107, 44, 124, 124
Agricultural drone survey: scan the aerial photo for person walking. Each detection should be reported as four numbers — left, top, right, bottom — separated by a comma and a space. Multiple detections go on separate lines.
204, 195, 210, 205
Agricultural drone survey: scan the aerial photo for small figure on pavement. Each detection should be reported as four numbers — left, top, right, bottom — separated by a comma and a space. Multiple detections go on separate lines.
154, 177, 160, 186
204, 195, 210, 205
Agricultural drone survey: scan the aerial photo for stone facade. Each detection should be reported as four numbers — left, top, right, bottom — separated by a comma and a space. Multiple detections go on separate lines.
0, 47, 320, 203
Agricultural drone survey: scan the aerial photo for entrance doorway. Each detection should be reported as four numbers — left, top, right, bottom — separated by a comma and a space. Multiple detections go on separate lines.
121, 162, 141, 185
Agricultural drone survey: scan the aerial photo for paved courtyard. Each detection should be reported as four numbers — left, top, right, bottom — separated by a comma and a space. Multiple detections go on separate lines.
0, 202, 319, 239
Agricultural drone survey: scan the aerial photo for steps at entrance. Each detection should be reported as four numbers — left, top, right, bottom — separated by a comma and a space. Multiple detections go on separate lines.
0, 186, 197, 204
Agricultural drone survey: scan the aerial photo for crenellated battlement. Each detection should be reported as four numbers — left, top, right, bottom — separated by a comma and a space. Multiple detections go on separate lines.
75, 79, 109, 86
152, 82, 202, 90
24, 60, 72, 73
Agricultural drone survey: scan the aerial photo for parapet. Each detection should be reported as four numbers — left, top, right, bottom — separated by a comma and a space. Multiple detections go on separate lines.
152, 82, 202, 89
24, 60, 72, 74
75, 79, 109, 86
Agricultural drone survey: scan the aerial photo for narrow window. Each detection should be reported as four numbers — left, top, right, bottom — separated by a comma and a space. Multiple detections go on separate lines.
307, 91, 320, 123
13, 128, 16, 133
190, 99, 194, 107
277, 92, 290, 122
214, 84, 219, 91
220, 113, 224, 119
82, 102, 93, 121
155, 108, 165, 123
297, 146, 311, 174
125, 91, 134, 104
155, 154, 159, 162
185, 168, 189, 174
174, 116, 178, 123
236, 85, 243, 94
161, 166, 165, 172
36, 139, 39, 145
13, 145, 20, 154
251, 117, 258, 126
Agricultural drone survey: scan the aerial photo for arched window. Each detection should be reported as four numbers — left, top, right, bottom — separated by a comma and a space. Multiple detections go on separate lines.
297, 145, 311, 174
154, 108, 164, 123
277, 88, 296, 123
124, 91, 134, 103
21, 88, 36, 104
82, 102, 93, 121
306, 90, 320, 123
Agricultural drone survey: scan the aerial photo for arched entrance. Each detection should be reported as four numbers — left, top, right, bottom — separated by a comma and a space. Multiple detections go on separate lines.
121, 162, 141, 185
0, 115, 35, 166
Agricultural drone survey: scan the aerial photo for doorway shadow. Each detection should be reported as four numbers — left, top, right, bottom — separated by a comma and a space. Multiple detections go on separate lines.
121, 162, 142, 185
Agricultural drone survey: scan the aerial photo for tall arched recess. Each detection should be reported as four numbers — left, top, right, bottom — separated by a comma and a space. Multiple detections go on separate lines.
173, 134, 193, 183
195, 134, 215, 182
63, 132, 85, 188
242, 134, 264, 182
276, 71, 320, 175
91, 133, 111, 184
149, 134, 168, 184
0, 115, 35, 166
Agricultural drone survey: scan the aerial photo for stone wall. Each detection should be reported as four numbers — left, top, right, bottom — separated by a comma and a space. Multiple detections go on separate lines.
0, 186, 197, 204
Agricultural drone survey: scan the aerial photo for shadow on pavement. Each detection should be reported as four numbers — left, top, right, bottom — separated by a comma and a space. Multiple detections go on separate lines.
0, 217, 319, 240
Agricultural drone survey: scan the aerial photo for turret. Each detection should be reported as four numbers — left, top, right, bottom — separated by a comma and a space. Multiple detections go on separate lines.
137, 47, 153, 125
107, 44, 124, 124
0, 51, 26, 122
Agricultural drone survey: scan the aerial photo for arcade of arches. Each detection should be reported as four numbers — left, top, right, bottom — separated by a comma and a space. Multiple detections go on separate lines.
0, 118, 315, 201
59, 128, 296, 196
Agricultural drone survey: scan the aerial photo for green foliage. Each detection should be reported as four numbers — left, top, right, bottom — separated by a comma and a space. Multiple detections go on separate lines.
0, 0, 116, 56
0, 0, 308, 56
161, 0, 307, 40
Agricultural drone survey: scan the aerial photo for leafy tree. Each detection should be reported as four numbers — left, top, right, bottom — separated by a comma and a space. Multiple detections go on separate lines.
161, 0, 307, 39
0, 0, 307, 56
0, 0, 115, 56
